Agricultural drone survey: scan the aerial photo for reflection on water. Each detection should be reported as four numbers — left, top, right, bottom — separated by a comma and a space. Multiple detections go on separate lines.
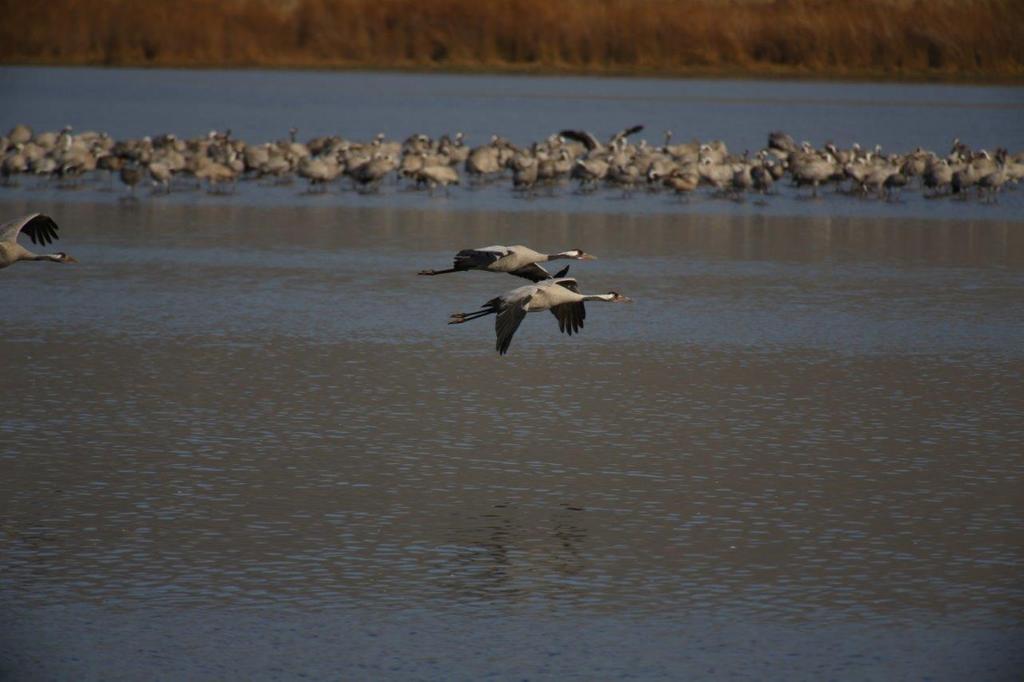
0, 201, 1022, 354
2, 199, 1023, 678
5, 159, 1024, 223
5, 338, 1021, 618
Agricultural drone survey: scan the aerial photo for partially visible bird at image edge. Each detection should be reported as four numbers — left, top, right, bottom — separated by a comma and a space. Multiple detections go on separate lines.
0, 213, 77, 269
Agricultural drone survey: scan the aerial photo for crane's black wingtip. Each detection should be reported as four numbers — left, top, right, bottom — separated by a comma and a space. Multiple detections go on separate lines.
22, 214, 60, 246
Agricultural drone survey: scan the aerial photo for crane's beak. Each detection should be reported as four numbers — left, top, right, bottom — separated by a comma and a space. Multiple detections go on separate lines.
579, 254, 598, 260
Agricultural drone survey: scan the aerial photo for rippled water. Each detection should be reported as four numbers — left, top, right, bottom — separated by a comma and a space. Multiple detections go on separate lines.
2, 199, 1023, 680
2, 68, 1024, 681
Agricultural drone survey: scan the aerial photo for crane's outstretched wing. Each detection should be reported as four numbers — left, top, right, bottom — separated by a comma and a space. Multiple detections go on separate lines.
554, 278, 580, 293
611, 124, 645, 143
509, 262, 554, 282
495, 295, 531, 355
454, 245, 509, 270
549, 277, 585, 335
1, 213, 60, 246
551, 264, 571, 279
559, 130, 600, 151
550, 302, 586, 335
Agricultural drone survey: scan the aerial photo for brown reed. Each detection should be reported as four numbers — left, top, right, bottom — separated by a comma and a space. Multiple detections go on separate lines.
2, 0, 1021, 80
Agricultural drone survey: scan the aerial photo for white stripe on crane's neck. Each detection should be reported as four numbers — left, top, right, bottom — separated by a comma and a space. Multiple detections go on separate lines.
32, 253, 68, 263
582, 293, 616, 302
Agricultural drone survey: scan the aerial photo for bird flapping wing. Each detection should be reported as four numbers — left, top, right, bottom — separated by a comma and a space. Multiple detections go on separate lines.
1, 213, 59, 246
495, 294, 531, 355
559, 130, 600, 151
555, 278, 580, 293
547, 277, 585, 335
611, 124, 645, 143
454, 246, 508, 270
550, 301, 586, 335
509, 262, 553, 282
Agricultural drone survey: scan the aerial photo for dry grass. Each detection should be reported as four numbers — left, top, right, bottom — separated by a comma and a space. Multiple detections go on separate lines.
2, 0, 1022, 80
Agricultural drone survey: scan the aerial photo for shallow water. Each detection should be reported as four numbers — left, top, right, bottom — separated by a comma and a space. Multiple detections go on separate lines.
2, 68, 1024, 680
3, 66, 1024, 221
2, 198, 1023, 680
4, 66, 1024, 151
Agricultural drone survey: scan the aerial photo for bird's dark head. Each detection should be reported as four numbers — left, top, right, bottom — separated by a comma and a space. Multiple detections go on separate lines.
570, 249, 597, 261
57, 252, 78, 264
608, 291, 632, 303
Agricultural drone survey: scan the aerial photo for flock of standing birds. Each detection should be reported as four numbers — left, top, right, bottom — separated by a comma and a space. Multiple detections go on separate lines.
1, 213, 626, 355
2, 123, 1021, 202
4, 120, 1019, 352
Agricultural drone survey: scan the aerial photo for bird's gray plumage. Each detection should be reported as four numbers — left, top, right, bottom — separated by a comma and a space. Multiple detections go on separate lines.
495, 293, 531, 355
559, 125, 644, 153
549, 279, 585, 335
0, 210, 79, 270
448, 276, 631, 355
1, 213, 59, 246
0, 213, 76, 270
419, 244, 596, 282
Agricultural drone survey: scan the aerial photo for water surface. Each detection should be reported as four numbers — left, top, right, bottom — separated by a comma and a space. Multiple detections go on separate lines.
1, 68, 1024, 681
3, 67, 1023, 151
2, 199, 1023, 680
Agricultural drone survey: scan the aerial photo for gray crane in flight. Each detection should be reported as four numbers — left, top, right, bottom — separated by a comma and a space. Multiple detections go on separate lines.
418, 244, 596, 282
0, 213, 77, 270
448, 276, 631, 355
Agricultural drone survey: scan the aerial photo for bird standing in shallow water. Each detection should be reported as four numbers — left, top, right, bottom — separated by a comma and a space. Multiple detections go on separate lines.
0, 213, 77, 270
448, 277, 631, 355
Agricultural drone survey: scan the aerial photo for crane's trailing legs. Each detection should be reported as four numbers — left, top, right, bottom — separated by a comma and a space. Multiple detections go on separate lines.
419, 267, 460, 276
449, 305, 498, 324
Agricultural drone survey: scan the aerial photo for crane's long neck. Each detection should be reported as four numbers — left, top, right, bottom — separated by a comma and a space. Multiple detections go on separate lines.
546, 251, 578, 261
581, 293, 616, 302
31, 253, 65, 263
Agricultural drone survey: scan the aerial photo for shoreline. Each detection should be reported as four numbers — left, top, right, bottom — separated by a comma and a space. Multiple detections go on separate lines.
5, 59, 1023, 86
